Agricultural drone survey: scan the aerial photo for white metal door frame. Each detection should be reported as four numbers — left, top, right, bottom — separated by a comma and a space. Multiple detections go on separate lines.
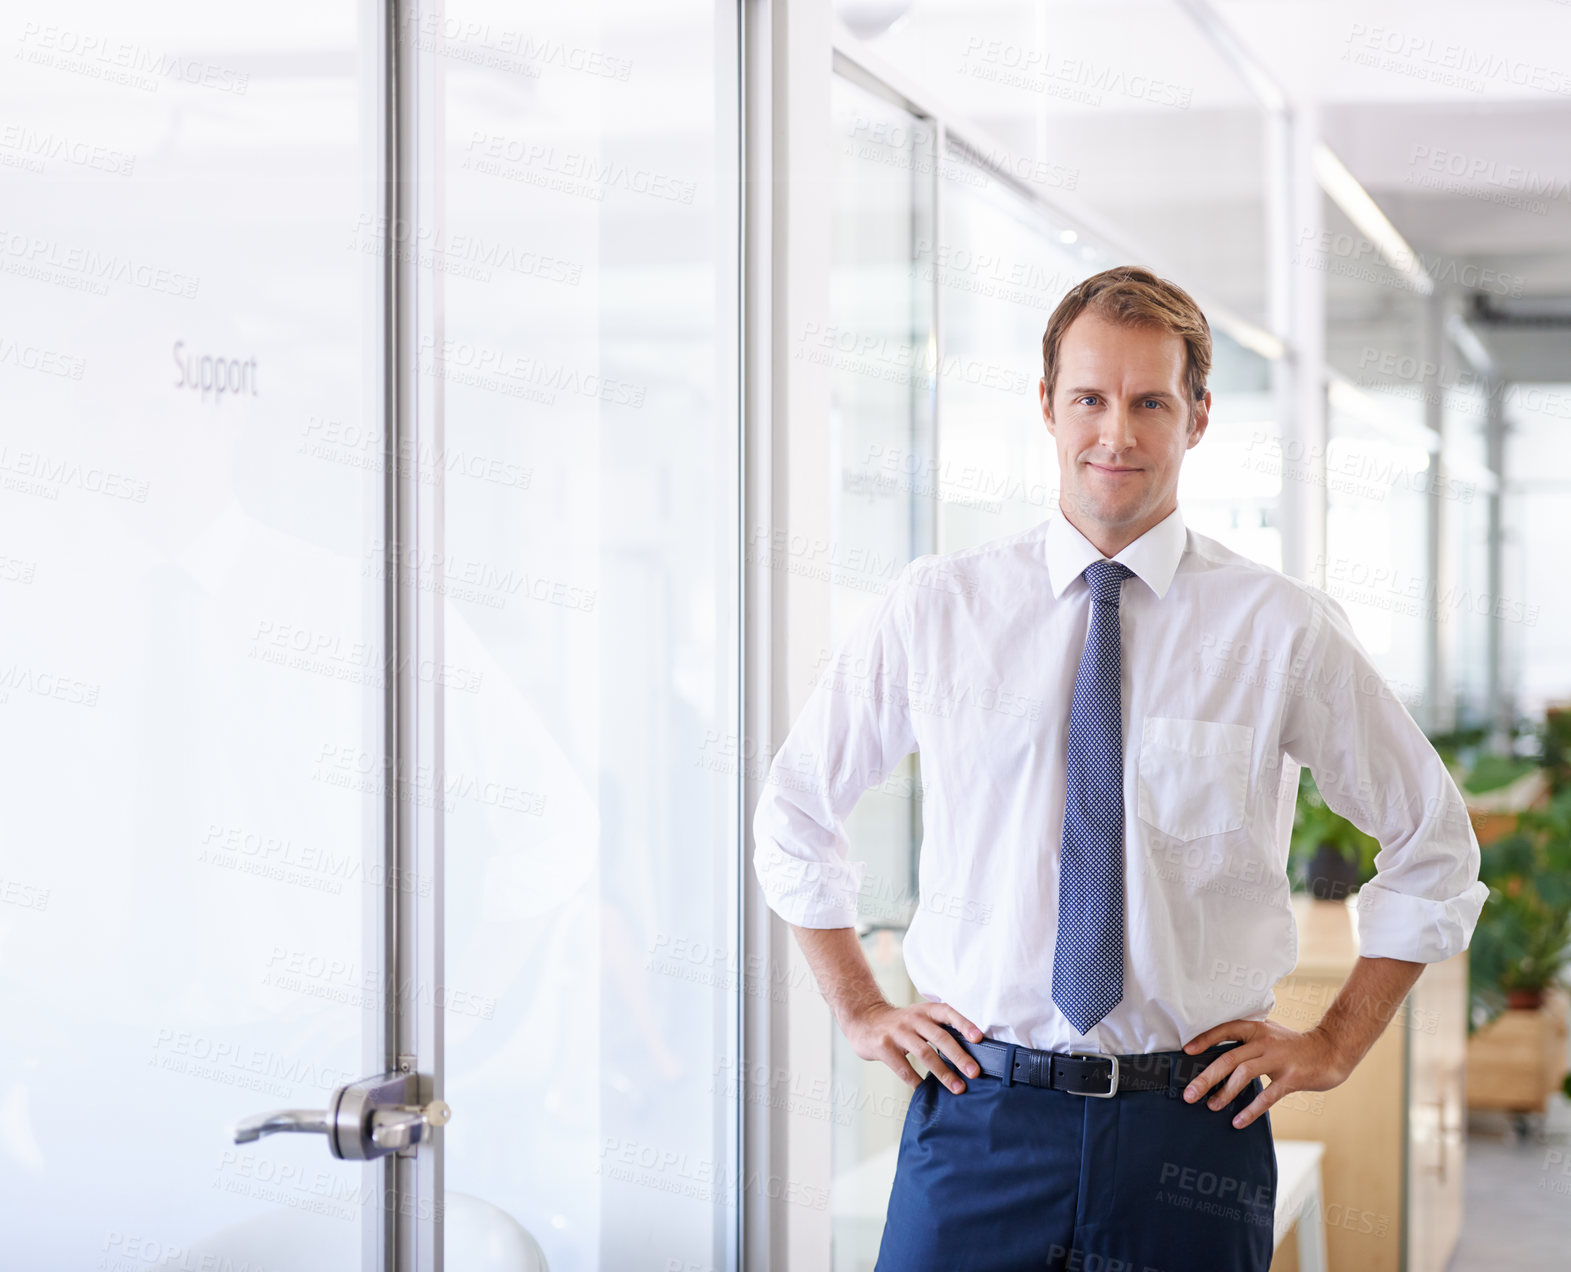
375, 2, 445, 1266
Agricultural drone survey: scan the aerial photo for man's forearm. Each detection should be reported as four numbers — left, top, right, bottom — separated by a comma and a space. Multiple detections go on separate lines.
1312, 954, 1426, 1072
789, 924, 888, 1030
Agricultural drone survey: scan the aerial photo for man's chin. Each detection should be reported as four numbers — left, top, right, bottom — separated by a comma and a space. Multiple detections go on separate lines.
1065, 486, 1144, 524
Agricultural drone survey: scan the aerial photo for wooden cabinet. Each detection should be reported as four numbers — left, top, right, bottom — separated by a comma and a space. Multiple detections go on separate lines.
1265, 896, 1467, 1272
1405, 948, 1468, 1272
1465, 988, 1569, 1115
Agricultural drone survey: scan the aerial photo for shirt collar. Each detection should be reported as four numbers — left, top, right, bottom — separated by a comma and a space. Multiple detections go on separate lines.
1045, 505, 1187, 600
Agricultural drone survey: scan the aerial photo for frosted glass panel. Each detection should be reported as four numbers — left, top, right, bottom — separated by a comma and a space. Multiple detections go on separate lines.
431, 3, 742, 1269
827, 71, 932, 1272
1, 1, 378, 1265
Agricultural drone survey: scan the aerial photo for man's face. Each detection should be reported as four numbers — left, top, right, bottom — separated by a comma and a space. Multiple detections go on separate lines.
1039, 309, 1210, 540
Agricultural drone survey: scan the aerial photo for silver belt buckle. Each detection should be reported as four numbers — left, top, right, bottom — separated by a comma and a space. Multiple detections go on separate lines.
1061, 1048, 1119, 1097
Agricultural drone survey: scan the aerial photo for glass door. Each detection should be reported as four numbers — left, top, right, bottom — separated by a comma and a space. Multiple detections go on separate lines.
5, 1, 745, 1269
423, 1, 744, 1269
1, 0, 392, 1266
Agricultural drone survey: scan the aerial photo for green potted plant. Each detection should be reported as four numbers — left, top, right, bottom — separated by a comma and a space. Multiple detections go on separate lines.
1468, 787, 1571, 1026
1465, 784, 1571, 1122
1535, 705, 1571, 797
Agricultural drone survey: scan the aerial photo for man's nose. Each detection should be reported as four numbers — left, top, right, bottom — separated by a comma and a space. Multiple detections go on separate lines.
1099, 404, 1137, 453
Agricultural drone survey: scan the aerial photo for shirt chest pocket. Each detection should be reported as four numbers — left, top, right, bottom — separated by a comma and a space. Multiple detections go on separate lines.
1136, 716, 1255, 841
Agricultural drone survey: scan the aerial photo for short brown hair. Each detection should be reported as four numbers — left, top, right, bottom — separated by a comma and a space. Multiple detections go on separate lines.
1041, 266, 1211, 417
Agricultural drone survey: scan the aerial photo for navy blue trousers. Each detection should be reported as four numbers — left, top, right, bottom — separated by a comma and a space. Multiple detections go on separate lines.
873, 1042, 1276, 1272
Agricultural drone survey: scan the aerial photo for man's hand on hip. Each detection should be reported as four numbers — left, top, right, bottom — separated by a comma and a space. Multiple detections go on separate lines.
1180, 954, 1425, 1128
846, 1000, 986, 1094
1177, 1018, 1352, 1129
787, 924, 988, 1095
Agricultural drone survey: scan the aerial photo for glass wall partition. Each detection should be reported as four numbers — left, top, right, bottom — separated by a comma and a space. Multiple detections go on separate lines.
825, 70, 936, 1272
1, 2, 380, 1264
3, 2, 747, 1268
1441, 380, 1492, 728
1316, 185, 1439, 720
1178, 330, 1283, 569
830, 73, 936, 651
1502, 385, 1571, 722
1323, 388, 1435, 716
427, 2, 742, 1268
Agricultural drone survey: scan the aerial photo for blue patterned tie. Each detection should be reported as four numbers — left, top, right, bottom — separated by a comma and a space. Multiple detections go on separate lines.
1051, 558, 1135, 1035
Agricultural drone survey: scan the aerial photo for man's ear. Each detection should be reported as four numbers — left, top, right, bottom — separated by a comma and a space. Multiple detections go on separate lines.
1187, 390, 1211, 446
1039, 377, 1054, 433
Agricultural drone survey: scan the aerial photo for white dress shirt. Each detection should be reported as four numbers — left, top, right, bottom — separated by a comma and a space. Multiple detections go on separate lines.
751, 505, 1490, 1054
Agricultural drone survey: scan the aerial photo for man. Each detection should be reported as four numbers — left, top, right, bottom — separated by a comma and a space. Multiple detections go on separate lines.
751, 265, 1489, 1271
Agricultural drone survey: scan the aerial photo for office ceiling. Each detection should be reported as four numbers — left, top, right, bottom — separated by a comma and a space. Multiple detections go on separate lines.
844, 0, 1571, 386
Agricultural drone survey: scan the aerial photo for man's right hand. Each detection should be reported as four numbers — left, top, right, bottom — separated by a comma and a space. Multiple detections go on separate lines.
845, 1001, 985, 1093
783, 925, 986, 1093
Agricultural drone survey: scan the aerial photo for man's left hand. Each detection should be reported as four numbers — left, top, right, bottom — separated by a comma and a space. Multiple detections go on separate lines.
1180, 1018, 1353, 1129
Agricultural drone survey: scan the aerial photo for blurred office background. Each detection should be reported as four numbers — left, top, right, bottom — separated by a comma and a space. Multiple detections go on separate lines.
1, 1, 1568, 1270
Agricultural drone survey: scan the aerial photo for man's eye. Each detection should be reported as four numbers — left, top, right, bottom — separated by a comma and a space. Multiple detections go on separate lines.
1143, 399, 1163, 409
1077, 395, 1098, 406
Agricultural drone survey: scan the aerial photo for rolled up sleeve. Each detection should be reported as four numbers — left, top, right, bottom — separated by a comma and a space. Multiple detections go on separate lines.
1280, 588, 1490, 962
751, 559, 922, 929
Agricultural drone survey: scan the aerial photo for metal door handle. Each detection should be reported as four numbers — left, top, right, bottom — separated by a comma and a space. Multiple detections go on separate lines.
234, 1110, 330, 1143
233, 1072, 449, 1161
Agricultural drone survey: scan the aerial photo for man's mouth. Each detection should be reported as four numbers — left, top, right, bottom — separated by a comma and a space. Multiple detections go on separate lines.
1086, 462, 1141, 476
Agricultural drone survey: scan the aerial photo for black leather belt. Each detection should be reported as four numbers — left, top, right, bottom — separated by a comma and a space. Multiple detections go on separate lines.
939, 1023, 1241, 1098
